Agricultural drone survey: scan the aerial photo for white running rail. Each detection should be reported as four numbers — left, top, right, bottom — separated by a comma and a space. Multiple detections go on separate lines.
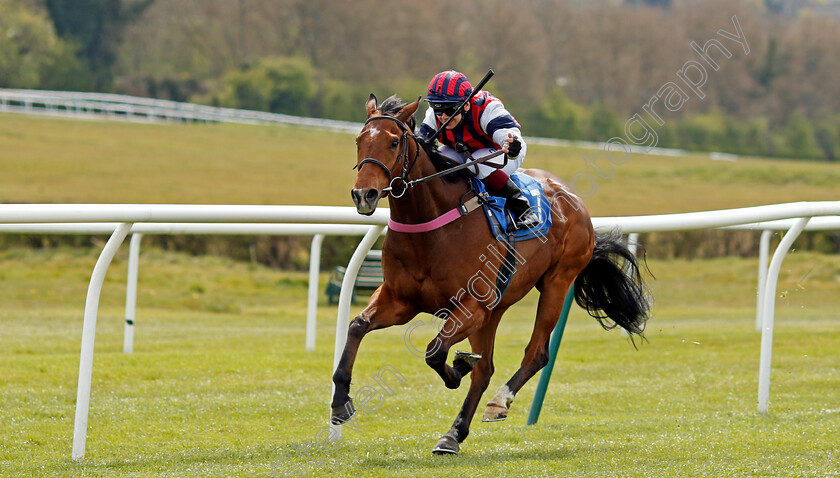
0, 202, 837, 459
0, 222, 379, 353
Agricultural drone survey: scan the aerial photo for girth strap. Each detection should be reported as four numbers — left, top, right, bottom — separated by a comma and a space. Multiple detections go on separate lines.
485, 215, 519, 308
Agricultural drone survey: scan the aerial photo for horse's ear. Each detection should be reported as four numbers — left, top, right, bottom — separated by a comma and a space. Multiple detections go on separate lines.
365, 94, 379, 118
396, 97, 421, 123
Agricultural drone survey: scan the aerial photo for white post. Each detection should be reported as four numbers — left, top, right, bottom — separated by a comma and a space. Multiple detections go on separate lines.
329, 226, 385, 440
627, 232, 639, 257
756, 230, 772, 332
124, 233, 143, 354
621, 233, 640, 337
757, 217, 809, 414
306, 234, 325, 351
72, 222, 132, 460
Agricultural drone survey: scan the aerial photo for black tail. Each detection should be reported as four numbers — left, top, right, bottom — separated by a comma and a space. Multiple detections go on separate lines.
574, 232, 651, 336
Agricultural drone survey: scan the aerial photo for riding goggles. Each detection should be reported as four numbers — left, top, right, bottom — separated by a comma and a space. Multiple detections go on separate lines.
431, 103, 461, 117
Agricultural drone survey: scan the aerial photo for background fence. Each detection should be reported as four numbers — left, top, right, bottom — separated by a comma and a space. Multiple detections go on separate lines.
1, 88, 705, 158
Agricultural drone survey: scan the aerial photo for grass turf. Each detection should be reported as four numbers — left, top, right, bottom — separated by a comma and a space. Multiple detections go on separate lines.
1, 247, 838, 477
1, 112, 839, 476
2, 113, 840, 215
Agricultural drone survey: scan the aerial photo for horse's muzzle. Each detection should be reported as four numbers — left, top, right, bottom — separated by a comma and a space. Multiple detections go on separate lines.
351, 188, 382, 215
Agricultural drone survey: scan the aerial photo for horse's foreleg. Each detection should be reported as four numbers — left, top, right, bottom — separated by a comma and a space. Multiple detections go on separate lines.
432, 313, 502, 455
331, 286, 415, 424
482, 280, 572, 422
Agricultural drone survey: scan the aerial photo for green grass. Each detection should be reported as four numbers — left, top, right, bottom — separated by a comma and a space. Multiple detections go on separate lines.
1, 113, 839, 476
2, 113, 840, 214
1, 247, 838, 477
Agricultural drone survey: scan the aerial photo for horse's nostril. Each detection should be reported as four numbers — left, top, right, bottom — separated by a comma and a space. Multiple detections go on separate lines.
365, 189, 380, 202
351, 189, 362, 204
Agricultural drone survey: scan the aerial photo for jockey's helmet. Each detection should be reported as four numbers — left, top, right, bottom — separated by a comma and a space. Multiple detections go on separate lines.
426, 71, 472, 110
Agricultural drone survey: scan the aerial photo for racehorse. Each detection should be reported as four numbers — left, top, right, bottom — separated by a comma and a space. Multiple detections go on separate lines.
331, 94, 650, 455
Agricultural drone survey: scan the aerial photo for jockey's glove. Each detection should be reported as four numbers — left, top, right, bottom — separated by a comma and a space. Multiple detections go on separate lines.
507, 138, 522, 158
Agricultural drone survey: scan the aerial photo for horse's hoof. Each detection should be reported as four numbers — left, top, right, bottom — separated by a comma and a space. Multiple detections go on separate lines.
453, 350, 482, 376
481, 403, 508, 422
455, 350, 481, 367
482, 385, 514, 422
432, 435, 460, 455
330, 399, 355, 425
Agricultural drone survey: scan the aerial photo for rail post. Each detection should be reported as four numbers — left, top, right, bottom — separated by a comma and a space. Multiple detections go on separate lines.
755, 230, 772, 332
757, 217, 809, 413
124, 233, 142, 354
72, 222, 132, 460
306, 234, 325, 351
329, 226, 385, 440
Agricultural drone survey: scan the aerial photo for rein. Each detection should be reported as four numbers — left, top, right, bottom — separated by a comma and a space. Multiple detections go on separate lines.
357, 115, 508, 198
356, 113, 506, 233
403, 149, 507, 187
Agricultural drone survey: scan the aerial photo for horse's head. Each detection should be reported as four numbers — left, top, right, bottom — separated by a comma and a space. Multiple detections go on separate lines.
351, 94, 420, 215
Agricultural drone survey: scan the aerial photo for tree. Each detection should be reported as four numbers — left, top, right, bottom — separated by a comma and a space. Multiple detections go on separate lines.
783, 112, 821, 159
588, 103, 623, 140
0, 0, 88, 89
625, 0, 673, 8
43, 0, 154, 90
209, 57, 316, 115
813, 115, 840, 162
529, 86, 585, 140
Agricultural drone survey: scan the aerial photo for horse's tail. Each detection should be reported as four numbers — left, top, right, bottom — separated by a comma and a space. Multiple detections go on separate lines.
573, 232, 651, 336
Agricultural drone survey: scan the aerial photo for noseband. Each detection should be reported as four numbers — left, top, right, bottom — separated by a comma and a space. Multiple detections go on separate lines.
353, 115, 420, 199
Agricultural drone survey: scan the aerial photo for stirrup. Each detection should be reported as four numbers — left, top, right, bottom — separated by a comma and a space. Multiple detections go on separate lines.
511, 209, 540, 230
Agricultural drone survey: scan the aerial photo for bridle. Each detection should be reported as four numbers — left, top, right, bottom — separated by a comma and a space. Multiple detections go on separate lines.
354, 113, 508, 199
353, 115, 421, 199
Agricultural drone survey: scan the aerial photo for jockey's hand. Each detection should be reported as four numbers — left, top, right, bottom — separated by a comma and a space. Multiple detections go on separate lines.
503, 134, 522, 158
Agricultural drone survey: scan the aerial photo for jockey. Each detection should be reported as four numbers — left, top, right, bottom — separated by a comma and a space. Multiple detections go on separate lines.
417, 70, 540, 230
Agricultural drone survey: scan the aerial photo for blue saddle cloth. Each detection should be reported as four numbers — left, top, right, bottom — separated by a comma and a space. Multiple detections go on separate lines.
471, 173, 552, 242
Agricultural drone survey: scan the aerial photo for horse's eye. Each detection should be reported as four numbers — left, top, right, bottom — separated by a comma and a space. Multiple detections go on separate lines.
390, 139, 399, 149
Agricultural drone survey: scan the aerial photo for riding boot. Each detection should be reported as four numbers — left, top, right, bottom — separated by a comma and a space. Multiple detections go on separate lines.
490, 178, 540, 230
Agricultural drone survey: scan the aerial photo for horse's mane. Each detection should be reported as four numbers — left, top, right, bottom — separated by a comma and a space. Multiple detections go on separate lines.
379, 95, 416, 130
379, 95, 471, 185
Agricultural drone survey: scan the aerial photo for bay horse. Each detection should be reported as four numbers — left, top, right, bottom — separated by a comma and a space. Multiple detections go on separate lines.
332, 94, 650, 455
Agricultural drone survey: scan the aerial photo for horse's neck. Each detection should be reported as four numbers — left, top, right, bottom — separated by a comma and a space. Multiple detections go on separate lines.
386, 153, 469, 225
383, 151, 489, 280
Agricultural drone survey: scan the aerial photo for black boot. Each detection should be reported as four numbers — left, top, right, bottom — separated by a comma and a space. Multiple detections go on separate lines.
491, 178, 540, 230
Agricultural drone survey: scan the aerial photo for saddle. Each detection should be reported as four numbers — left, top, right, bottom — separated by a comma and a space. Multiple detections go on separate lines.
470, 173, 553, 242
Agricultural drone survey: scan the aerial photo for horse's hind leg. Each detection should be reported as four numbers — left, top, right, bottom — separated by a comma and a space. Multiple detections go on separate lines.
331, 285, 416, 424
432, 315, 501, 455
482, 278, 573, 422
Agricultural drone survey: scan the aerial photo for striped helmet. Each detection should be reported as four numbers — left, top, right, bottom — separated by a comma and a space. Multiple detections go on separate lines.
426, 70, 472, 104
